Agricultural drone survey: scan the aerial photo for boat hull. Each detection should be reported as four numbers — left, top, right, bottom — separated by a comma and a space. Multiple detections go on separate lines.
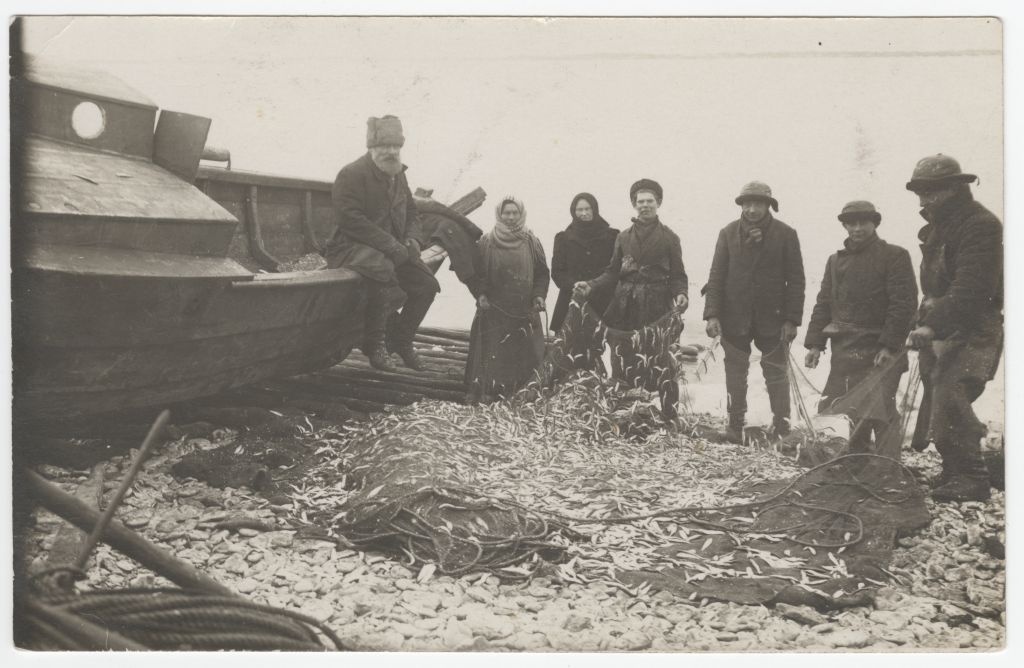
12, 246, 366, 420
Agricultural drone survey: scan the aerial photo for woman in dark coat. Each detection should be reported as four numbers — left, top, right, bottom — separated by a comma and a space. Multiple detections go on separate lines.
549, 193, 619, 332
575, 179, 689, 419
466, 196, 550, 402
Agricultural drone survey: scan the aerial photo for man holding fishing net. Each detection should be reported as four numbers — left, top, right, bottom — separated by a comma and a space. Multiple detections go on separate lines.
324, 116, 440, 372
803, 200, 918, 457
904, 154, 1003, 503
703, 181, 806, 443
573, 179, 689, 421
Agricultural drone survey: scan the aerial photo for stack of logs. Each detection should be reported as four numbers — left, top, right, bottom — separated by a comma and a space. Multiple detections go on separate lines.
265, 327, 472, 414
253, 327, 704, 416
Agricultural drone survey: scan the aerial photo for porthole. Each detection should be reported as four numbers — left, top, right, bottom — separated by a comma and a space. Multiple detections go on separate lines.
71, 101, 106, 140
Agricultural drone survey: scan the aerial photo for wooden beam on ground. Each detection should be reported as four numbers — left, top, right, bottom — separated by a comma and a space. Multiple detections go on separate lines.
44, 463, 105, 574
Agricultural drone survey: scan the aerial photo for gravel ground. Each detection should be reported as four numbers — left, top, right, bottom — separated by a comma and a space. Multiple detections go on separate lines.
23, 407, 1005, 653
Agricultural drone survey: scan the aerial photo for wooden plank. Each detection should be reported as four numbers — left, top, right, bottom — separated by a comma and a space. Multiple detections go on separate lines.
310, 370, 466, 402
43, 464, 105, 571
245, 185, 281, 271
25, 470, 236, 597
23, 58, 157, 109
417, 326, 471, 342
196, 165, 333, 193
447, 187, 487, 216
328, 364, 466, 391
301, 190, 324, 253
153, 110, 211, 182
23, 137, 236, 222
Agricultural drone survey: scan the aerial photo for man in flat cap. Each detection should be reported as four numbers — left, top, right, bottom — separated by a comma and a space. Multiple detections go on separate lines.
804, 201, 918, 456
703, 181, 805, 442
905, 154, 1002, 502
325, 115, 439, 371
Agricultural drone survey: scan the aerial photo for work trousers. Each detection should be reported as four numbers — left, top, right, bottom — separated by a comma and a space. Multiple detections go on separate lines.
915, 323, 1001, 475
364, 259, 439, 353
722, 330, 790, 424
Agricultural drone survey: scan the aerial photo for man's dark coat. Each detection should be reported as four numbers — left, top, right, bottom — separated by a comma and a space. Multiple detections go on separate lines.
703, 215, 806, 337
325, 152, 425, 282
804, 235, 919, 353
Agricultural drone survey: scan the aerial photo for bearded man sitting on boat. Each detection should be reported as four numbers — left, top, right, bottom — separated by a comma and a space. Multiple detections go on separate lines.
324, 115, 440, 372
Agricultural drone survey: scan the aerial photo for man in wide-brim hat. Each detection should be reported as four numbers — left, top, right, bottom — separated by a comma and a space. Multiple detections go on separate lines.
804, 200, 918, 457
703, 181, 805, 443
904, 154, 1003, 502
324, 115, 440, 372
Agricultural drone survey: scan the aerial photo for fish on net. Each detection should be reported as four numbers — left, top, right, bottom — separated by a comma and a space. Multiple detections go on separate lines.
716, 333, 925, 465
532, 299, 707, 437
605, 453, 931, 609
328, 430, 582, 581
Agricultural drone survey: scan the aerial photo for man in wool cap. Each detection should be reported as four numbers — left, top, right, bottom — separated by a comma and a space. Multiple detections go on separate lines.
703, 181, 805, 443
324, 115, 439, 372
804, 201, 918, 456
904, 154, 1002, 502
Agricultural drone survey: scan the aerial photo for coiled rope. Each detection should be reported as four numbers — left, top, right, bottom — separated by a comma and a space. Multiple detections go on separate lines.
23, 586, 345, 651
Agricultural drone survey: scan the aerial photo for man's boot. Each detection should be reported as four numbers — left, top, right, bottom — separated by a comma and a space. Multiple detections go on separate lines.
721, 414, 745, 444
771, 415, 792, 440
931, 440, 991, 503
931, 473, 991, 503
365, 345, 397, 372
392, 343, 425, 372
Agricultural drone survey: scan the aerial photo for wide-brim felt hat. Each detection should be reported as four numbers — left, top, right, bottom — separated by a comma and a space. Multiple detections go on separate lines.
905, 154, 977, 191
838, 200, 882, 224
735, 180, 779, 212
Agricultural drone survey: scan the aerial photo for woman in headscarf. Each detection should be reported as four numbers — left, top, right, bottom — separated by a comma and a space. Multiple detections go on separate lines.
550, 193, 620, 333
574, 179, 689, 419
465, 196, 550, 403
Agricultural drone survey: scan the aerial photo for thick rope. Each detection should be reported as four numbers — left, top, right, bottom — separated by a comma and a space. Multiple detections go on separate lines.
25, 588, 345, 651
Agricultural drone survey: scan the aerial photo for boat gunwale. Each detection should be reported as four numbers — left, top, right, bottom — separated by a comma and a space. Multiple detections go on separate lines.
196, 165, 333, 193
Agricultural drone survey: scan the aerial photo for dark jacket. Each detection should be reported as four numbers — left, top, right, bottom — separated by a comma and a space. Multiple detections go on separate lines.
324, 152, 424, 282
804, 235, 918, 352
590, 219, 687, 330
703, 215, 805, 338
917, 190, 1003, 339
550, 224, 619, 331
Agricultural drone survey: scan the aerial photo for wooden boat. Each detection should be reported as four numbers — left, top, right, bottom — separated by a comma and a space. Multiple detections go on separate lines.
11, 58, 483, 422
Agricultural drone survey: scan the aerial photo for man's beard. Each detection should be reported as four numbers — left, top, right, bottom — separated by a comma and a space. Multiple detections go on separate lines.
373, 155, 403, 176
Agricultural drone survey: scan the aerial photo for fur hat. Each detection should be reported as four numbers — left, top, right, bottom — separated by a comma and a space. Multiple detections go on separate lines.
366, 115, 405, 148
629, 178, 663, 204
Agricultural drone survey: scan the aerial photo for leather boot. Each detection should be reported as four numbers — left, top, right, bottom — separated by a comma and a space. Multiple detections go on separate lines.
720, 415, 745, 444
931, 439, 990, 502
392, 343, 425, 371
365, 345, 397, 372
771, 415, 792, 440
931, 474, 991, 503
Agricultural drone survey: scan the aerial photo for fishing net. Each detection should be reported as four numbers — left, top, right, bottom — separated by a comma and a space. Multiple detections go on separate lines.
709, 334, 925, 467
608, 453, 931, 609
21, 587, 344, 650
330, 427, 582, 580
534, 300, 702, 428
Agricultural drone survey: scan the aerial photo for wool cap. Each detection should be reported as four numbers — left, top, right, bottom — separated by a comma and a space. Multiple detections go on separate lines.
630, 178, 663, 204
366, 115, 405, 148
735, 181, 779, 212
838, 200, 882, 225
905, 154, 977, 192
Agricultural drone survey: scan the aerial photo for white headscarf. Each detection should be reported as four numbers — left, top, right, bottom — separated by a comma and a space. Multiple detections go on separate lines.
493, 196, 529, 240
